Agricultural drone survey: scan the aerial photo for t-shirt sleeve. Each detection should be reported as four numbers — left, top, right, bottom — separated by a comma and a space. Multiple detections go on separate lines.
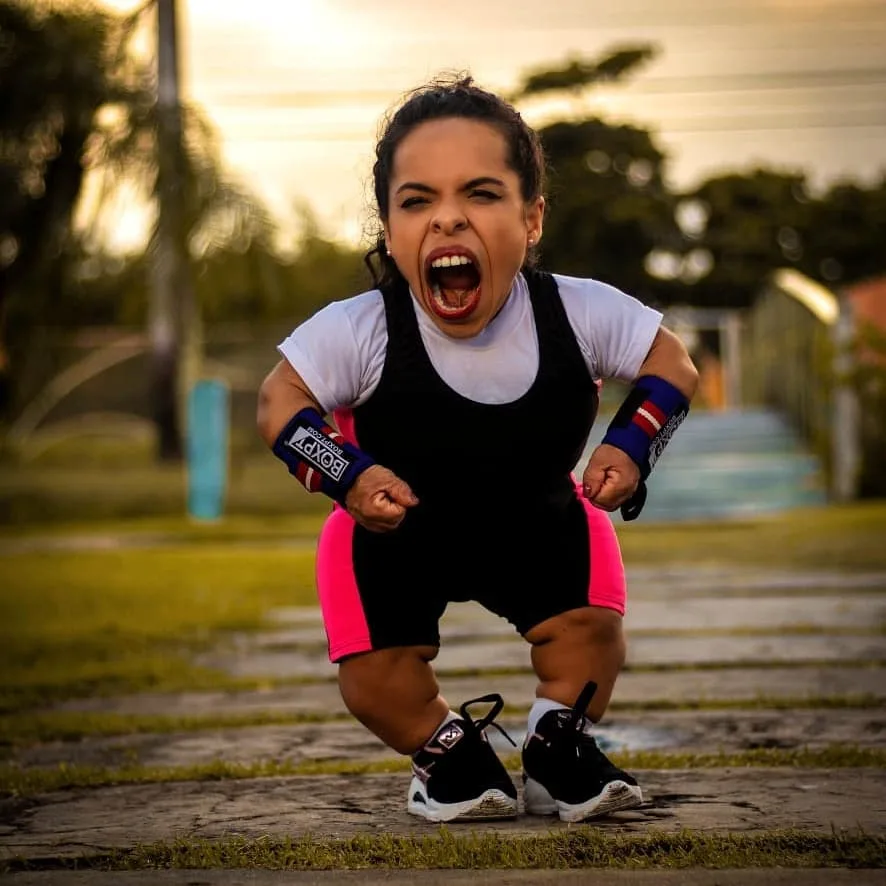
555, 274, 663, 382
276, 291, 386, 414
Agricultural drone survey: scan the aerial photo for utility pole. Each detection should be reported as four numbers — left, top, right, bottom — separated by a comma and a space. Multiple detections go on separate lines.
149, 0, 199, 460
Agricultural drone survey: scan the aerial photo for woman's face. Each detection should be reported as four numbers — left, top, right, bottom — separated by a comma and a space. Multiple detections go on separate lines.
383, 117, 544, 339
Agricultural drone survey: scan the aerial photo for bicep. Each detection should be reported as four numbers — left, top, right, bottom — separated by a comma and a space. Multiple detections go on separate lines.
257, 360, 322, 443
637, 327, 699, 397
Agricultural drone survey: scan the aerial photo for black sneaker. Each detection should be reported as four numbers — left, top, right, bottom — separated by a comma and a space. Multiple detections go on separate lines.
407, 693, 518, 822
522, 681, 643, 822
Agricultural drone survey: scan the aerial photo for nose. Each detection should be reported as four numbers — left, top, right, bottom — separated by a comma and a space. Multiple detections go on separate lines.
430, 200, 468, 235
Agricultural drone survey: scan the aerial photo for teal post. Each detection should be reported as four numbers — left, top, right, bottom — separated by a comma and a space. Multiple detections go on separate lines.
187, 379, 229, 520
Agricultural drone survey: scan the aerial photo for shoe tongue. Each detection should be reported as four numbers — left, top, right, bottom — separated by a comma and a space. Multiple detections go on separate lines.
431, 718, 467, 751
555, 709, 593, 736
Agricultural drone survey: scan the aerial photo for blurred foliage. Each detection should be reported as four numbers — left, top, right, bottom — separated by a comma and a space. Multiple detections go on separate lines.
65, 205, 367, 326
512, 45, 658, 100
0, 0, 149, 416
677, 170, 816, 308
536, 118, 678, 305
514, 46, 886, 309
678, 171, 886, 308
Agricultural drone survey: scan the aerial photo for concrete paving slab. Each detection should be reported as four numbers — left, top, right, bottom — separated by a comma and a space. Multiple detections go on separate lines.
46, 666, 886, 719
15, 709, 886, 771
239, 593, 886, 651
2, 770, 884, 861
203, 634, 886, 680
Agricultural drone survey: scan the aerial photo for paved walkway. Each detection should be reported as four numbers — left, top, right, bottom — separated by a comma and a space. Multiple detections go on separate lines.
1, 565, 884, 881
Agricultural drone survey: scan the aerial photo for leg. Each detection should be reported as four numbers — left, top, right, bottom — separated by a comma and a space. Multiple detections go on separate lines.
338, 645, 449, 755
339, 644, 517, 821
320, 513, 516, 822
520, 503, 642, 821
525, 604, 625, 722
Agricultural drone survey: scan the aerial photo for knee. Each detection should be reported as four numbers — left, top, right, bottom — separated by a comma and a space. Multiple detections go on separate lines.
338, 646, 437, 720
528, 605, 624, 650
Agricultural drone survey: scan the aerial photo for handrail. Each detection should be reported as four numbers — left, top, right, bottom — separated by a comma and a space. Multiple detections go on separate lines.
771, 269, 839, 326
741, 269, 858, 500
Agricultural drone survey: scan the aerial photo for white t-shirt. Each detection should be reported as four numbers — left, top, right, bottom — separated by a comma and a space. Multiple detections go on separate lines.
278, 273, 662, 414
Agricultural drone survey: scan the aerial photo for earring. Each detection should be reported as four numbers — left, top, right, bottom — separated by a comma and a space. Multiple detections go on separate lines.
385, 247, 392, 256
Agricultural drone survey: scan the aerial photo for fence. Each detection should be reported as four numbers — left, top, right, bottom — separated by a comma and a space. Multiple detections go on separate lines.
741, 268, 860, 501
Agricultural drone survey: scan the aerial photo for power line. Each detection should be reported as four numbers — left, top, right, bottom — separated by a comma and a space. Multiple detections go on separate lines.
205, 69, 886, 111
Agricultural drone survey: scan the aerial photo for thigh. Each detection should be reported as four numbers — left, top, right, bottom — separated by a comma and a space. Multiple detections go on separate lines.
316, 506, 446, 662
476, 494, 626, 635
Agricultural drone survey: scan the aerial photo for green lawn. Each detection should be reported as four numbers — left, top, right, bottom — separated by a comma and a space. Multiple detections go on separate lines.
1, 501, 885, 723
0, 544, 318, 714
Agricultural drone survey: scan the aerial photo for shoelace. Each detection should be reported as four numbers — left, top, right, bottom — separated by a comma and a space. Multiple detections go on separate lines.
459, 693, 517, 748
562, 681, 615, 768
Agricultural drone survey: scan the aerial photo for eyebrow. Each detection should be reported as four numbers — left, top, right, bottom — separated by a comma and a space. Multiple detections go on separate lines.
394, 176, 507, 196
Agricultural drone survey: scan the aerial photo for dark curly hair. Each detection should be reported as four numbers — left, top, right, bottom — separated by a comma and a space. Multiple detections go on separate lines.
364, 74, 547, 289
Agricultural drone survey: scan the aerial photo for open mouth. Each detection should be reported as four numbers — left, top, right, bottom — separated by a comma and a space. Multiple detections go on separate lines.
424, 250, 482, 321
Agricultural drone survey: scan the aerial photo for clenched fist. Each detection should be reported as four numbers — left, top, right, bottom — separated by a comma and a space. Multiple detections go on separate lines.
581, 444, 640, 511
344, 465, 419, 532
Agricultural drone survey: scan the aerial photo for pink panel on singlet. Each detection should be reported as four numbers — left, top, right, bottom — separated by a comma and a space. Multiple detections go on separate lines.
578, 482, 627, 616
315, 406, 372, 661
316, 506, 372, 661
333, 407, 357, 444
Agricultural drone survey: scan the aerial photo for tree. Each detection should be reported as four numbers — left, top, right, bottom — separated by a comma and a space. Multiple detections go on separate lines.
536, 119, 677, 304
512, 46, 658, 101
1, 0, 284, 457
673, 169, 817, 308
510, 46, 680, 304
674, 169, 886, 307
0, 0, 145, 419
804, 175, 886, 287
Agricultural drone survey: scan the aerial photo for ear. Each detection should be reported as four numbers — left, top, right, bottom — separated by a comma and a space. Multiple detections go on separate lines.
525, 196, 545, 246
382, 224, 392, 255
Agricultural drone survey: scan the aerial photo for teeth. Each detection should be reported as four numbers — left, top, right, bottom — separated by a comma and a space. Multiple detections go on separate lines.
430, 255, 472, 269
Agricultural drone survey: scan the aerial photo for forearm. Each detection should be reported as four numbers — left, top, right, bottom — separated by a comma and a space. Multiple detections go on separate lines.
635, 326, 699, 399
256, 360, 321, 447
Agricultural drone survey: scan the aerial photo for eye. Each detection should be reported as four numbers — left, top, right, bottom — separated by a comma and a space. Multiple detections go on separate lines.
400, 196, 429, 209
470, 189, 501, 202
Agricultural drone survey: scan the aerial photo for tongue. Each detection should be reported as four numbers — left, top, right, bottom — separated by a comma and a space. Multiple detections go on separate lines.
436, 267, 477, 291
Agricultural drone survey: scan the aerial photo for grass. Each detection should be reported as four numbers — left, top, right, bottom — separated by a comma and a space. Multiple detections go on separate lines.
2, 745, 885, 797
615, 501, 886, 572
3, 829, 884, 872
0, 545, 319, 714
0, 448, 334, 526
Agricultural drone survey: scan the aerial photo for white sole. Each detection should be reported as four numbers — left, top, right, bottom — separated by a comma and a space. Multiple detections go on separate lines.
524, 776, 644, 822
406, 776, 518, 822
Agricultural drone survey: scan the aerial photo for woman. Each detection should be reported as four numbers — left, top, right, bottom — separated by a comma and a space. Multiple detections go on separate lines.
257, 75, 698, 823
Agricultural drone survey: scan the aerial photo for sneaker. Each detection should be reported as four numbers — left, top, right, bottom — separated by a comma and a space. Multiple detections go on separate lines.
407, 693, 518, 822
522, 681, 643, 822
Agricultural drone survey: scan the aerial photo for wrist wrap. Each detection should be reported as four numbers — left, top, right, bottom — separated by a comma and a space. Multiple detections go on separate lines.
272, 407, 375, 506
603, 376, 689, 522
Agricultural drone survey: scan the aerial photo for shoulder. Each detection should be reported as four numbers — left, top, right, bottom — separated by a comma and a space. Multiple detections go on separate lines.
551, 273, 635, 305
312, 288, 385, 325
291, 288, 386, 347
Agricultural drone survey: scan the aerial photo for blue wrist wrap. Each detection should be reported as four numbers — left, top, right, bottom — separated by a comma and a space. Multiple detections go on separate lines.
603, 376, 689, 481
272, 408, 376, 506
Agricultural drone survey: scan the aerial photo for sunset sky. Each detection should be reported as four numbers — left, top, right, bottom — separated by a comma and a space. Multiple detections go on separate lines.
94, 0, 886, 249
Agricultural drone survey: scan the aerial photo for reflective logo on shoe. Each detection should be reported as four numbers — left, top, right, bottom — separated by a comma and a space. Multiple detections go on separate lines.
436, 723, 464, 749
412, 762, 433, 784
